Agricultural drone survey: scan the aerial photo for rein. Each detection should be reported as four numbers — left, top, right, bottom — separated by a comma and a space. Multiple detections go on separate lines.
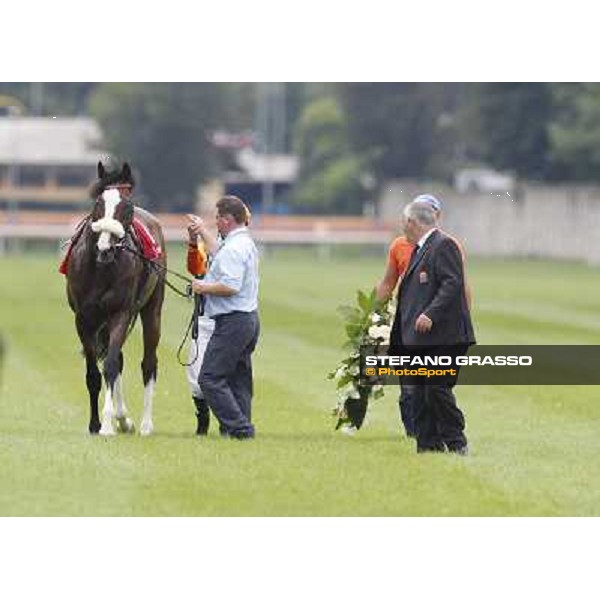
116, 242, 204, 367
117, 243, 193, 299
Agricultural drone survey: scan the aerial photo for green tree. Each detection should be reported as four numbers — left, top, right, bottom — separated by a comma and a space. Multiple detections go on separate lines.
0, 83, 98, 115
548, 83, 600, 181
471, 83, 552, 179
89, 83, 226, 211
337, 83, 458, 181
290, 97, 369, 214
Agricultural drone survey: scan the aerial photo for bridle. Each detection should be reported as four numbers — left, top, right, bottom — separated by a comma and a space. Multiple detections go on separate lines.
90, 187, 193, 297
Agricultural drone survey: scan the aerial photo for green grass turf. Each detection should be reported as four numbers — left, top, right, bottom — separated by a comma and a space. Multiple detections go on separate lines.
1, 247, 599, 515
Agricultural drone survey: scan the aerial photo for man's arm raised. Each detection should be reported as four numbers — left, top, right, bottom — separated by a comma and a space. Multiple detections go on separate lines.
187, 214, 220, 255
375, 260, 400, 302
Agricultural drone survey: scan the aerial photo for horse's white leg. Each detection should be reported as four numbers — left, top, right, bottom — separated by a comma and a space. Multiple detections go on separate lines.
140, 377, 155, 436
114, 375, 135, 433
99, 385, 116, 436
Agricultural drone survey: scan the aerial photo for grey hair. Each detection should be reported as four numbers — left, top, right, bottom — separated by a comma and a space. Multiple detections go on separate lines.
403, 201, 437, 227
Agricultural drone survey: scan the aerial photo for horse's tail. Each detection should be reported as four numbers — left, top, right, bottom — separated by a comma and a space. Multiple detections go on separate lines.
87, 317, 137, 363
95, 324, 109, 361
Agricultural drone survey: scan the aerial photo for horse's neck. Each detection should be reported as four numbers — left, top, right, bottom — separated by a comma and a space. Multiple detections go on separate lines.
80, 223, 96, 256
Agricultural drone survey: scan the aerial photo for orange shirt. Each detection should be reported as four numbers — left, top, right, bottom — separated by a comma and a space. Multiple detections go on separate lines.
388, 231, 466, 277
388, 231, 471, 309
187, 242, 208, 277
388, 236, 415, 277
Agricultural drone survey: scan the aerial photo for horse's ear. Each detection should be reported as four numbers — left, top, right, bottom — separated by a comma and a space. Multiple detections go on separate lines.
97, 161, 105, 179
122, 162, 132, 181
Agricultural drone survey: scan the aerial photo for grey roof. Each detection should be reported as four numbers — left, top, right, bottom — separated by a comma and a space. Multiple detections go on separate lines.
235, 148, 299, 182
0, 117, 104, 165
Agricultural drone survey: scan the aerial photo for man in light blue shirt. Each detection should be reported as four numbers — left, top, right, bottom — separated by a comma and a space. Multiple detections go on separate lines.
189, 196, 260, 439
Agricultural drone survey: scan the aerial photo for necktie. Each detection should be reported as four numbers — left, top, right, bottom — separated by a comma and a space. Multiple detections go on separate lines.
407, 244, 422, 271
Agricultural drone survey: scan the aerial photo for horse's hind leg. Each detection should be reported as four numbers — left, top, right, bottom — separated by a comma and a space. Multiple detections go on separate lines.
139, 285, 164, 436
114, 351, 135, 434
86, 355, 102, 434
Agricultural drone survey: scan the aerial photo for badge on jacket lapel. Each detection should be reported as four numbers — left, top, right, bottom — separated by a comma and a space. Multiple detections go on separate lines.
419, 270, 429, 284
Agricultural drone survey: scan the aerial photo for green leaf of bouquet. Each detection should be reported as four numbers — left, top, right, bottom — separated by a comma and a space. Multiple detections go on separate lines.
357, 289, 370, 312
336, 374, 354, 388
345, 324, 363, 340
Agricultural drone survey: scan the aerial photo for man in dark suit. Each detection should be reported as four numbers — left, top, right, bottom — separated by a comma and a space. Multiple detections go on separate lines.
389, 199, 475, 455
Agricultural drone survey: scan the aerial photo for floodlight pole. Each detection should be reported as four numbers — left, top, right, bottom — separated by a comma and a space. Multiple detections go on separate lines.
258, 83, 286, 215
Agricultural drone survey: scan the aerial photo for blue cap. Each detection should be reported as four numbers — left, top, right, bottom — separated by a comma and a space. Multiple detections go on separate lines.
414, 194, 442, 213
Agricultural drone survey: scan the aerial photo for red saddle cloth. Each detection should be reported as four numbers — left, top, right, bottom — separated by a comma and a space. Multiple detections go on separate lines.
59, 217, 162, 275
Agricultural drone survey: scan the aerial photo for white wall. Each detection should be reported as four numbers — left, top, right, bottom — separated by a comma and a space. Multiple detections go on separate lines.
379, 180, 600, 264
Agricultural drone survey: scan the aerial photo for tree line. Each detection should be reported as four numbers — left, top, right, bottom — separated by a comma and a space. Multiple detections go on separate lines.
1, 82, 599, 213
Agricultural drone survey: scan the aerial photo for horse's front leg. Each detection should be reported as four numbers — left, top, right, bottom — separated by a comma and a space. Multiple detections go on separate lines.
114, 351, 135, 434
76, 318, 101, 434
99, 319, 130, 437
139, 284, 164, 436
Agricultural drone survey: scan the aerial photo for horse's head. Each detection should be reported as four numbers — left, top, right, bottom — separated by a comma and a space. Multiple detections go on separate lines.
89, 161, 135, 264
91, 186, 135, 264
90, 160, 136, 200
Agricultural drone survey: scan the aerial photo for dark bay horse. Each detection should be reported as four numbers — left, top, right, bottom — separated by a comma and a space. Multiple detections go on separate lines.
66, 162, 166, 436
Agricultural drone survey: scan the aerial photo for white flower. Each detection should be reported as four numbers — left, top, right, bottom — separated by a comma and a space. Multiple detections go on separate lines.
333, 366, 346, 381
387, 303, 396, 317
371, 313, 382, 324
340, 424, 358, 436
368, 324, 391, 343
349, 365, 359, 376
338, 382, 360, 400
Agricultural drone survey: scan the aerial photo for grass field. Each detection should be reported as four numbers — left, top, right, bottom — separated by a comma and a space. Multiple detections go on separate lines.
1, 247, 600, 516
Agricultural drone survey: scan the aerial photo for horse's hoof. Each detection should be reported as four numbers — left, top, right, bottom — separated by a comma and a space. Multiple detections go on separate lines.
99, 423, 116, 436
139, 421, 153, 436
116, 417, 135, 434
88, 422, 101, 435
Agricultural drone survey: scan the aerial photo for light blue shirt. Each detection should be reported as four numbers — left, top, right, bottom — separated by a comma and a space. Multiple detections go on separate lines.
204, 226, 259, 318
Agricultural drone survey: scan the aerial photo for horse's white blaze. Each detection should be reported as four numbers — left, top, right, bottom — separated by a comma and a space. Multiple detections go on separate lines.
99, 385, 116, 436
92, 189, 125, 251
140, 378, 155, 436
114, 374, 134, 434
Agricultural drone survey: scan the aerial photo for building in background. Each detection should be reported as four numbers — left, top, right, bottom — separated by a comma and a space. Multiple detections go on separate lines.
210, 129, 298, 213
0, 117, 103, 211
222, 148, 298, 213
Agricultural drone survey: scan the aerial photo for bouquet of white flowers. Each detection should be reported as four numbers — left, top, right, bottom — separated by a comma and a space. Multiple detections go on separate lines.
328, 289, 395, 432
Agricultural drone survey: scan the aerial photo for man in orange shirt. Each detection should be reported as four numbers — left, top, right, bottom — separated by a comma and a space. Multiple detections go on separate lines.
185, 224, 216, 435
375, 194, 471, 438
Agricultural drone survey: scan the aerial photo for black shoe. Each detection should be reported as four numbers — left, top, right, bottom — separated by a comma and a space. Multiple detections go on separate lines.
230, 433, 255, 440
193, 396, 210, 436
229, 428, 255, 440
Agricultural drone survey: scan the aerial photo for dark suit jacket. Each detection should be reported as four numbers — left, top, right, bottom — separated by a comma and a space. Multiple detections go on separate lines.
390, 229, 475, 349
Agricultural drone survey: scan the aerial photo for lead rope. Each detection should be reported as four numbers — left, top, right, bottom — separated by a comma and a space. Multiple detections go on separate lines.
117, 242, 205, 364
176, 293, 205, 366
118, 243, 193, 298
